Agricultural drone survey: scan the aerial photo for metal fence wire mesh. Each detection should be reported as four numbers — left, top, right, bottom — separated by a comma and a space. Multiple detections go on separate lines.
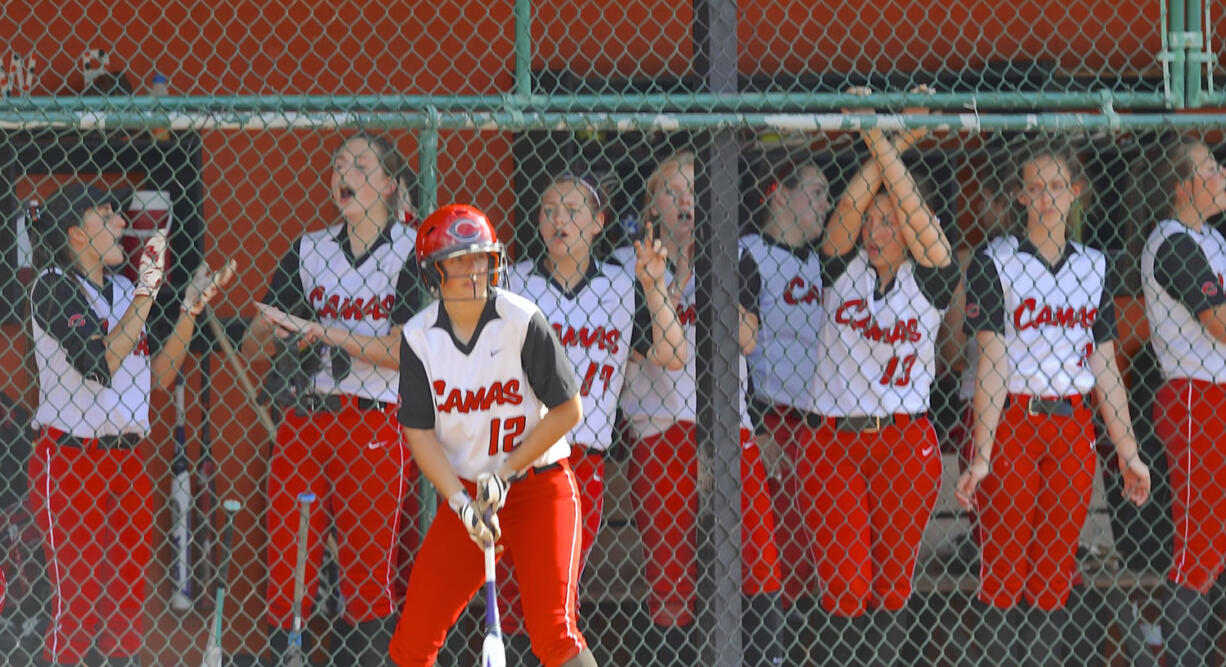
2, 1, 1226, 666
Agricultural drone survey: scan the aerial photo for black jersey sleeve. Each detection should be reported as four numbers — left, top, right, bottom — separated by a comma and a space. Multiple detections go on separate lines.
964, 247, 1006, 334
1152, 233, 1226, 316
631, 281, 653, 356
32, 273, 111, 385
740, 251, 761, 315
820, 248, 858, 287
914, 262, 961, 310
260, 239, 309, 313
522, 310, 580, 408
389, 259, 424, 325
1092, 254, 1120, 344
397, 335, 435, 429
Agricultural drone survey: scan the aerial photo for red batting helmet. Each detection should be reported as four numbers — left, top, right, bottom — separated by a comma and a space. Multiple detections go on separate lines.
416, 203, 506, 292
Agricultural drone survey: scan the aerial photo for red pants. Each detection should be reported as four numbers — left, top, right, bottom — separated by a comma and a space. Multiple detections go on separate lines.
29, 429, 153, 663
498, 445, 605, 635
802, 415, 942, 617
389, 462, 588, 667
266, 401, 407, 626
761, 407, 818, 608
975, 396, 1095, 610
628, 422, 781, 626
1156, 379, 1226, 593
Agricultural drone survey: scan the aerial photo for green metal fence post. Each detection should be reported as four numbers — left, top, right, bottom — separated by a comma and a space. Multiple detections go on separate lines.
514, 0, 533, 104
1185, 0, 1204, 107
1170, 0, 1188, 108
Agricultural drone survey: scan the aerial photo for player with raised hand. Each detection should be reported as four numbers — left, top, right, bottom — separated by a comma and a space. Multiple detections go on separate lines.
618, 150, 783, 666
498, 171, 686, 660
243, 132, 420, 666
802, 91, 956, 666
388, 204, 597, 667
26, 181, 235, 666
957, 137, 1150, 664
1137, 135, 1226, 666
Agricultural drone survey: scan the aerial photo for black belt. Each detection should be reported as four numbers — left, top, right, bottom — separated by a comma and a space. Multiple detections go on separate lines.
54, 431, 140, 450
572, 444, 608, 460
510, 460, 565, 483
816, 413, 925, 433
1006, 394, 1086, 417
294, 394, 393, 416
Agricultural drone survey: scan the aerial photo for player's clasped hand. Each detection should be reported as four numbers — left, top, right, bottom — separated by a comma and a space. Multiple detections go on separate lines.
133, 230, 168, 299
1120, 455, 1151, 506
476, 472, 510, 515
182, 259, 239, 317
256, 303, 324, 342
450, 490, 501, 547
954, 457, 990, 512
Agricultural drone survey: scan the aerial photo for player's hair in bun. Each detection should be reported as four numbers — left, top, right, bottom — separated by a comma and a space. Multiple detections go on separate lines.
334, 132, 418, 219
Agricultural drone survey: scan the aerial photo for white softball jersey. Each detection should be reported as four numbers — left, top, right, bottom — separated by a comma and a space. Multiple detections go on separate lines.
31, 268, 152, 437
397, 289, 578, 482
1142, 219, 1226, 383
263, 223, 419, 404
507, 260, 638, 452
620, 249, 758, 437
964, 236, 1116, 397
809, 251, 955, 417
740, 233, 824, 410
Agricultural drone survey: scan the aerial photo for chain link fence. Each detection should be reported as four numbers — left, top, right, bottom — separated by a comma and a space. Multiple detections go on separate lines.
0, 1, 1225, 666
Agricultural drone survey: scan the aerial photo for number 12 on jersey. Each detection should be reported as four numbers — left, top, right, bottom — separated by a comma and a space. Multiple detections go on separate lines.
488, 416, 527, 455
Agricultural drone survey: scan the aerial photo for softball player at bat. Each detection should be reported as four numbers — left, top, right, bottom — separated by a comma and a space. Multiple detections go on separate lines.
27, 182, 234, 665
742, 153, 829, 619
388, 204, 598, 667
619, 150, 784, 667
496, 172, 686, 654
244, 132, 420, 666
1137, 135, 1226, 666
957, 138, 1150, 664
802, 116, 956, 665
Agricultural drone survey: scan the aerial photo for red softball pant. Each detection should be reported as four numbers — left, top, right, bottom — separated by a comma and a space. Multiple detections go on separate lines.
1156, 378, 1226, 593
761, 407, 818, 608
29, 429, 153, 664
266, 400, 407, 626
975, 395, 1095, 610
628, 422, 781, 627
801, 415, 942, 617
389, 461, 588, 667
498, 445, 605, 636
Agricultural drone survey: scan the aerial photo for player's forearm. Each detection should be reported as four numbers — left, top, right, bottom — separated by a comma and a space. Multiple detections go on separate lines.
241, 315, 278, 361
105, 294, 155, 374
1090, 344, 1140, 463
403, 427, 466, 499
738, 307, 759, 356
497, 395, 582, 479
645, 284, 687, 370
970, 333, 1008, 465
151, 311, 198, 391
320, 328, 401, 370
823, 156, 881, 257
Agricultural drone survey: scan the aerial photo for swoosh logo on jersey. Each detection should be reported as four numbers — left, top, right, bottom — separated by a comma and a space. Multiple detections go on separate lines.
920, 445, 935, 457
367, 440, 393, 450
489, 348, 502, 357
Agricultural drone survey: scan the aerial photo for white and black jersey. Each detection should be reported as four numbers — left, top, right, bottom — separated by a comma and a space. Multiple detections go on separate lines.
740, 233, 824, 411
508, 259, 650, 452
262, 223, 420, 403
964, 236, 1117, 396
620, 249, 761, 436
397, 289, 579, 481
1142, 219, 1226, 382
810, 250, 958, 417
30, 268, 154, 437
